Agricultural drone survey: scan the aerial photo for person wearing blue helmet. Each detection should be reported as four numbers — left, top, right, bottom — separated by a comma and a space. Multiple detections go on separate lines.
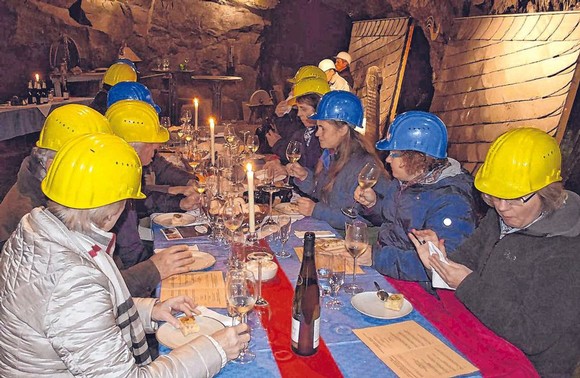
108, 81, 162, 114
354, 110, 479, 291
286, 91, 389, 231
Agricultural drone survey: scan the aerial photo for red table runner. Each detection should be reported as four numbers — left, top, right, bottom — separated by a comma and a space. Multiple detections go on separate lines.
385, 278, 539, 378
240, 240, 343, 378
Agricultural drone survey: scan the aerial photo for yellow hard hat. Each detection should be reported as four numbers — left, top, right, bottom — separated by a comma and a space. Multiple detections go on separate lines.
41, 133, 145, 209
102, 62, 137, 87
475, 127, 562, 199
288, 65, 327, 84
106, 100, 169, 143
287, 77, 331, 106
36, 104, 112, 151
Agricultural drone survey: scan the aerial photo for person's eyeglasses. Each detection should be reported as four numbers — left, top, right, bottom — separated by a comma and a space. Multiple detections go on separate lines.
388, 151, 403, 158
481, 192, 536, 207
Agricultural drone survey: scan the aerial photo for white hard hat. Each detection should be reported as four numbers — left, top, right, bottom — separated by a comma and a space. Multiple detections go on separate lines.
335, 51, 352, 65
318, 59, 336, 72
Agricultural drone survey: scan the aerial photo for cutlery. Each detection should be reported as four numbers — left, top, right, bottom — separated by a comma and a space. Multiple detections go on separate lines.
373, 281, 390, 302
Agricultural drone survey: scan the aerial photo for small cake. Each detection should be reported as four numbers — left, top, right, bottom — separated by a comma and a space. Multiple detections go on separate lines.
384, 294, 404, 311
171, 213, 183, 226
178, 316, 200, 336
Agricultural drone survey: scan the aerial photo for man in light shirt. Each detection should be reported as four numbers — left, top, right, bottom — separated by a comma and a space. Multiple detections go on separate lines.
318, 59, 350, 92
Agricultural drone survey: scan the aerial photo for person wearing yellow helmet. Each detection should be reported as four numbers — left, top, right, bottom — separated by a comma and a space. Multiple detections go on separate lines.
0, 133, 250, 376
410, 128, 580, 376
0, 104, 111, 248
106, 100, 199, 284
90, 60, 138, 115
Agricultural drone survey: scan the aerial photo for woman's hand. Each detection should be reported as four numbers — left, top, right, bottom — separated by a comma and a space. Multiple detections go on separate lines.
266, 131, 282, 147
296, 197, 315, 216
151, 296, 199, 328
150, 245, 197, 279
408, 229, 442, 270
275, 100, 291, 117
430, 257, 472, 289
354, 187, 377, 208
286, 162, 308, 181
211, 323, 251, 360
264, 160, 287, 178
180, 192, 201, 211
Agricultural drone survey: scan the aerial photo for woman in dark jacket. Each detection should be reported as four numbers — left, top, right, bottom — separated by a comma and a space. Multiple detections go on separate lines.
412, 128, 580, 376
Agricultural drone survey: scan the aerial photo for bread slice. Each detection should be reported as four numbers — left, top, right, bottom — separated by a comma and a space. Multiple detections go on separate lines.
178, 316, 200, 336
384, 294, 404, 311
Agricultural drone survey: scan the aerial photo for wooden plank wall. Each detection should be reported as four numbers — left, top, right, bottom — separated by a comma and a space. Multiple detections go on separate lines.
348, 17, 411, 142
431, 12, 580, 173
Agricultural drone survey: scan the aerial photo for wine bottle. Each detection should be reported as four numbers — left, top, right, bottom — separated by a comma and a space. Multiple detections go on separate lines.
41, 81, 48, 104
291, 232, 321, 356
62, 77, 69, 100
34, 81, 41, 105
27, 81, 34, 105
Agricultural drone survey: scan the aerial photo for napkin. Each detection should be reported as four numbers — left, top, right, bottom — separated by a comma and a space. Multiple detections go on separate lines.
428, 241, 455, 290
197, 306, 238, 327
294, 230, 336, 239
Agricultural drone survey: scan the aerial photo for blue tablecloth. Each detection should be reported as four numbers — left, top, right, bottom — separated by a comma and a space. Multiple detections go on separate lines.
153, 217, 482, 377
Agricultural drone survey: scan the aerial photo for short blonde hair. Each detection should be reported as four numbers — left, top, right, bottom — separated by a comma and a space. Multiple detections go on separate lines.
47, 200, 126, 233
537, 181, 567, 213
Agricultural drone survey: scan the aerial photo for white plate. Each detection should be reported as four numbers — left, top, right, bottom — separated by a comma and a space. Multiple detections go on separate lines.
156, 316, 225, 349
351, 291, 413, 320
275, 202, 300, 215
154, 247, 216, 271
152, 213, 198, 227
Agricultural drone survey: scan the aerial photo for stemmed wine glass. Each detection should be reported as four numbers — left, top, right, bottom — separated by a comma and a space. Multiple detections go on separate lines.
284, 140, 302, 188
342, 162, 380, 218
224, 123, 236, 145
181, 108, 192, 126
247, 250, 273, 307
261, 167, 280, 230
343, 220, 368, 295
327, 255, 346, 309
222, 198, 244, 265
245, 134, 260, 158
276, 215, 292, 259
226, 268, 257, 364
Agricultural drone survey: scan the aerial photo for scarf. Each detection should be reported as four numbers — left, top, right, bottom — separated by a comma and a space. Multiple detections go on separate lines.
304, 126, 317, 147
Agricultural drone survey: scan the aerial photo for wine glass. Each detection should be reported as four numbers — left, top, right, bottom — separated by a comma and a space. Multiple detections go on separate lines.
343, 220, 368, 295
224, 123, 236, 145
247, 250, 273, 307
261, 167, 280, 228
327, 255, 346, 309
316, 252, 332, 298
276, 215, 292, 259
284, 140, 302, 188
181, 108, 192, 126
342, 162, 380, 218
187, 147, 204, 172
226, 268, 257, 364
222, 198, 244, 260
245, 134, 260, 158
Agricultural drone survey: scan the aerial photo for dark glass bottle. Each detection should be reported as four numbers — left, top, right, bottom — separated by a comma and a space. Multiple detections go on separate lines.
41, 81, 48, 104
27, 81, 34, 105
291, 232, 321, 356
34, 81, 41, 105
62, 77, 69, 100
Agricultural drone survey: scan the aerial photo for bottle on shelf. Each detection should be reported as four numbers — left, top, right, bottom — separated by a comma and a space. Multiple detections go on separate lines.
34, 81, 41, 105
291, 232, 321, 356
41, 81, 48, 104
27, 81, 34, 105
226, 45, 235, 75
62, 77, 69, 100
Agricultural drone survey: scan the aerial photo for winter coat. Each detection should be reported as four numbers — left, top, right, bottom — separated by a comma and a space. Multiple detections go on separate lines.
272, 126, 322, 170
295, 150, 389, 230
366, 159, 478, 287
258, 109, 303, 155
338, 67, 354, 88
453, 191, 580, 377
0, 207, 224, 377
0, 155, 45, 243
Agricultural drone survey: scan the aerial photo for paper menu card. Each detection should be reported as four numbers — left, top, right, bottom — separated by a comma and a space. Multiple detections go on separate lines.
354, 321, 478, 378
160, 271, 227, 308
294, 247, 365, 275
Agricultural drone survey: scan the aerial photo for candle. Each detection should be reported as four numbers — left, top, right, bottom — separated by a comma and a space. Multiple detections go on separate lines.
209, 117, 215, 165
194, 98, 199, 131
247, 162, 255, 233
34, 74, 40, 83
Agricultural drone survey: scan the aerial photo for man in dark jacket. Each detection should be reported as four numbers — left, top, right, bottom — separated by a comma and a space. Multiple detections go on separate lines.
335, 51, 354, 89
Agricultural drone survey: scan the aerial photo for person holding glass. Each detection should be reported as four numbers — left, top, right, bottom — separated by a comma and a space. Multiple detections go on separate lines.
0, 133, 250, 376
354, 111, 479, 292
286, 91, 388, 230
410, 128, 580, 377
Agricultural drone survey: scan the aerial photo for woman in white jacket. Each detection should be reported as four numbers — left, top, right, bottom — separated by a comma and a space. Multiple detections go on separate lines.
0, 133, 249, 377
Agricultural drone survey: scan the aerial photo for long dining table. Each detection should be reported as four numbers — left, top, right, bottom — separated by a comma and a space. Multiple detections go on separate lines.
153, 215, 537, 377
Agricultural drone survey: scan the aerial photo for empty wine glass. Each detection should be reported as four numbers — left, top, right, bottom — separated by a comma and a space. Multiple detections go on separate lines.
316, 252, 332, 298
181, 108, 192, 126
222, 198, 244, 262
343, 220, 368, 295
342, 162, 380, 218
276, 215, 292, 259
226, 268, 257, 364
327, 255, 346, 309
284, 140, 302, 188
247, 250, 273, 307
261, 167, 280, 228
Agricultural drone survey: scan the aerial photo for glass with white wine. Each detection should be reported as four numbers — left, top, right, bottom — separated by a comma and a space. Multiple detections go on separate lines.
226, 268, 257, 364
284, 140, 302, 188
343, 220, 368, 295
245, 134, 260, 158
341, 162, 380, 218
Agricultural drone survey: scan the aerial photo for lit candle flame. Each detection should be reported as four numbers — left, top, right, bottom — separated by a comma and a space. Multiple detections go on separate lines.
246, 162, 253, 172
35, 74, 39, 82
194, 98, 199, 106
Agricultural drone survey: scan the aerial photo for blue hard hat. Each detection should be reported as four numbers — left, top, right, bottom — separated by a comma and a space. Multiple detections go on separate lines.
376, 111, 448, 159
115, 58, 138, 72
309, 90, 364, 128
107, 82, 161, 114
